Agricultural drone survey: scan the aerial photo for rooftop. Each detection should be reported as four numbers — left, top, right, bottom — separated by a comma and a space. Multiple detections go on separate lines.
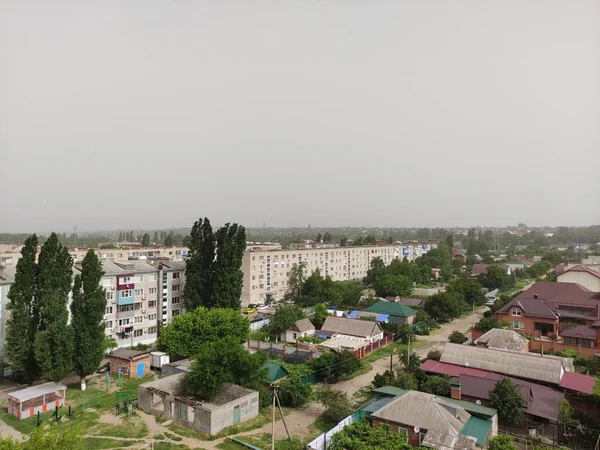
558, 372, 596, 394
289, 319, 315, 333
474, 329, 529, 351
321, 316, 382, 339
363, 301, 417, 317
8, 382, 67, 402
560, 325, 597, 340
110, 349, 150, 360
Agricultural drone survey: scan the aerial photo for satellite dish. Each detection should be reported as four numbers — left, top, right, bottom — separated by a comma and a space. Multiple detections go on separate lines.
476, 400, 482, 405
414, 426, 420, 433
565, 367, 570, 372
465, 362, 470, 367
384, 319, 389, 324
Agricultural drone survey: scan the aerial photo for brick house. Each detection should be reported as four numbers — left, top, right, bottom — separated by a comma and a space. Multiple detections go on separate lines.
109, 349, 152, 378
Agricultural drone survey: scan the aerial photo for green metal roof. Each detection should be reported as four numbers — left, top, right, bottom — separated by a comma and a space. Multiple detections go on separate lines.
371, 386, 409, 397
262, 361, 288, 384
356, 396, 395, 415
363, 301, 417, 317
461, 416, 492, 446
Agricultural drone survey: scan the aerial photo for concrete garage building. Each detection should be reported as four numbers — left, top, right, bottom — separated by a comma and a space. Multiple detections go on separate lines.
138, 373, 259, 435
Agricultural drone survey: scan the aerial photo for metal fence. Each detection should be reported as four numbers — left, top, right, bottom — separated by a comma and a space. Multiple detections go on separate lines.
305, 413, 360, 450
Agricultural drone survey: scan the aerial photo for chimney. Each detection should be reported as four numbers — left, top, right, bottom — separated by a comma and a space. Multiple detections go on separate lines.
450, 381, 462, 400
533, 294, 539, 299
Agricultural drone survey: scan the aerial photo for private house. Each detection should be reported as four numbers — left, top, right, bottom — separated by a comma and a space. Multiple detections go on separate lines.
7, 382, 67, 420
319, 316, 384, 346
471, 264, 511, 277
363, 301, 417, 324
138, 372, 259, 435
385, 296, 426, 308
282, 319, 315, 343
370, 390, 494, 449
495, 281, 600, 355
556, 264, 600, 292
473, 329, 529, 352
108, 349, 152, 378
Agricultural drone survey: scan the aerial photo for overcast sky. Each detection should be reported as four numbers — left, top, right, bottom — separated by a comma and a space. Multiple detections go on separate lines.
1, 1, 598, 233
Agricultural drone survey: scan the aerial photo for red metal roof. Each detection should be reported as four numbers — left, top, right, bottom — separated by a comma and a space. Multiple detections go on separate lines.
558, 372, 596, 394
420, 359, 490, 378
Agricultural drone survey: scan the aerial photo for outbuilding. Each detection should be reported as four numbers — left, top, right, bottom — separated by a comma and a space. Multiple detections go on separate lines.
7, 382, 67, 419
109, 348, 152, 378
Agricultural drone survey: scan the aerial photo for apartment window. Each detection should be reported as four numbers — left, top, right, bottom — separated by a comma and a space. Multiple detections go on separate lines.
134, 329, 143, 337
252, 276, 256, 280
148, 326, 157, 334
121, 289, 132, 298
172, 297, 181, 305
119, 277, 131, 284
148, 287, 157, 295
172, 272, 181, 279
118, 318, 132, 326
148, 314, 157, 321
511, 321, 524, 330
117, 304, 133, 313
512, 309, 521, 317
135, 288, 144, 297
101, 277, 113, 286
172, 284, 180, 292
148, 300, 157, 308
105, 306, 114, 315
105, 321, 113, 328
106, 291, 114, 300
135, 316, 143, 323
172, 309, 181, 317
135, 302, 142, 310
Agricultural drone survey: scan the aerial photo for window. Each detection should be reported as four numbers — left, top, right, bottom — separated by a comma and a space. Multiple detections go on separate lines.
172, 284, 180, 292
148, 300, 157, 308
397, 428, 408, 443
135, 316, 143, 323
105, 321, 113, 328
149, 314, 157, 321
106, 292, 114, 300
148, 326, 157, 334
118, 318, 132, 326
148, 287, 157, 295
118, 365, 129, 375
172, 272, 181, 279
119, 277, 131, 284
172, 297, 181, 305
135, 288, 144, 296
293, 333, 297, 340
135, 302, 142, 310
121, 289, 132, 298
105, 306, 114, 315
117, 304, 133, 313
134, 329, 143, 337
172, 309, 181, 317
148, 274, 157, 282
512, 321, 524, 330
512, 309, 521, 317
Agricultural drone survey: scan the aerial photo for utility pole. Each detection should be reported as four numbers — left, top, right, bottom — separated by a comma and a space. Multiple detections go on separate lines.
271, 385, 276, 450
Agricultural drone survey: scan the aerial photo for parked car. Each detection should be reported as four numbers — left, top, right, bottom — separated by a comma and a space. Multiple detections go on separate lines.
243, 307, 256, 315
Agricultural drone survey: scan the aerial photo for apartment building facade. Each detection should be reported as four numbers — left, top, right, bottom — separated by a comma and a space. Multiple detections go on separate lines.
241, 241, 437, 306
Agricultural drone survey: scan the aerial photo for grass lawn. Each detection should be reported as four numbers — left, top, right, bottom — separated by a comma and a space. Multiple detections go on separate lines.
79, 437, 143, 449
361, 342, 411, 364
217, 433, 309, 450
90, 416, 149, 438
153, 443, 194, 450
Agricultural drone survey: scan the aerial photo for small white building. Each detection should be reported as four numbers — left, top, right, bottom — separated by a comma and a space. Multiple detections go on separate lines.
282, 319, 316, 343
557, 264, 600, 292
320, 316, 384, 343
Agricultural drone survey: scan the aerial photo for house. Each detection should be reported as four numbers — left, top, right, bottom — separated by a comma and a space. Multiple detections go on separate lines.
319, 316, 384, 343
138, 372, 259, 435
363, 301, 417, 324
262, 361, 288, 385
495, 281, 600, 350
557, 264, 600, 292
471, 264, 511, 277
438, 343, 573, 385
108, 349, 152, 378
282, 319, 315, 343
474, 329, 529, 352
370, 390, 494, 449
385, 296, 426, 308
7, 382, 66, 420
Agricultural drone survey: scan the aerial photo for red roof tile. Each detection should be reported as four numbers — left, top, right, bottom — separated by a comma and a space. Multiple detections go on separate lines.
559, 372, 596, 395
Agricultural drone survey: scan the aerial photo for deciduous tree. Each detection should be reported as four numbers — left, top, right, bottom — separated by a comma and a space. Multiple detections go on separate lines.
489, 378, 526, 426
70, 250, 107, 390
372, 274, 413, 298
330, 420, 412, 450
267, 305, 305, 340
211, 223, 247, 309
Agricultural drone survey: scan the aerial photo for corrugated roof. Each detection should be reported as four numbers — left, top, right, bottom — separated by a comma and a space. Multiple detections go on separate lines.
461, 417, 492, 446
347, 310, 360, 319
357, 396, 395, 414
560, 264, 600, 280
421, 359, 491, 379
262, 361, 288, 384
110, 349, 150, 360
440, 343, 572, 384
560, 325, 597, 340
372, 386, 409, 397
321, 316, 382, 339
8, 382, 67, 402
474, 329, 529, 351
559, 372, 596, 394
363, 301, 417, 317
289, 319, 315, 333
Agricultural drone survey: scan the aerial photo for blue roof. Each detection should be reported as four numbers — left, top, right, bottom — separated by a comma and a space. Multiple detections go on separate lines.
347, 310, 360, 319
316, 334, 328, 339
376, 314, 389, 322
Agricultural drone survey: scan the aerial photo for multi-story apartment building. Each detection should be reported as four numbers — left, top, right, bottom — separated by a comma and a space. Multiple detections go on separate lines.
241, 241, 437, 306
89, 259, 186, 349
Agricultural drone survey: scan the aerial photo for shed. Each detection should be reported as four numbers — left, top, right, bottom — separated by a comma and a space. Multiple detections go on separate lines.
7, 382, 67, 419
262, 361, 289, 385
109, 348, 152, 378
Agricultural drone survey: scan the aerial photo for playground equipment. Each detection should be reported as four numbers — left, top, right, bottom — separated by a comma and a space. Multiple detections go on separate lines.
115, 392, 138, 416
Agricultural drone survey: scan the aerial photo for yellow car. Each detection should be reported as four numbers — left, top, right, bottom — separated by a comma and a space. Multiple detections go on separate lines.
243, 307, 256, 315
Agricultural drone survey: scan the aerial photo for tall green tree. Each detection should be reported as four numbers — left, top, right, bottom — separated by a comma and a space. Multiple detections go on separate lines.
152, 231, 159, 244
70, 250, 107, 391
489, 378, 526, 426
184, 218, 216, 309
34, 233, 74, 381
211, 223, 246, 309
267, 304, 305, 339
141, 233, 150, 246
5, 235, 40, 384
330, 420, 412, 450
372, 274, 413, 298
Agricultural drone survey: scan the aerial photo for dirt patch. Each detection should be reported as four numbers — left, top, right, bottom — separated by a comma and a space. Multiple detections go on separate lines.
98, 412, 123, 425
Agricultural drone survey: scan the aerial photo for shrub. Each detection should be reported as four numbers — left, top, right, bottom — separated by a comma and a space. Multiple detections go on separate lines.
426, 349, 442, 361
277, 377, 312, 408
448, 331, 468, 344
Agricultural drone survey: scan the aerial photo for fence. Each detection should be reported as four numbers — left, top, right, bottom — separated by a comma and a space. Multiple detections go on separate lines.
306, 413, 359, 450
245, 340, 321, 362
352, 334, 395, 359
529, 339, 599, 358
249, 317, 270, 332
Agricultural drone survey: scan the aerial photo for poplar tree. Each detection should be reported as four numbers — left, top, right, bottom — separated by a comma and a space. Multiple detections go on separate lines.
71, 250, 107, 390
184, 218, 215, 310
153, 231, 159, 244
34, 233, 74, 381
5, 235, 40, 384
212, 223, 246, 309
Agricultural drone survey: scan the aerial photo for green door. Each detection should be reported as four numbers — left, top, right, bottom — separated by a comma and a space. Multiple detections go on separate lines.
232, 406, 241, 425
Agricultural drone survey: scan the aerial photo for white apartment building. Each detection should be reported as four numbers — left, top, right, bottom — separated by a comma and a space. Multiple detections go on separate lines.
241, 241, 437, 306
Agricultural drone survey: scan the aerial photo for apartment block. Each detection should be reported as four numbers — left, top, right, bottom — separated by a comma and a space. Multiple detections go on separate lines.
241, 241, 437, 306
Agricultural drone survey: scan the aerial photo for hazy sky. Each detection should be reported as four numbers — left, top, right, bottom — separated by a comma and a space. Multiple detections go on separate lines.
1, 1, 598, 233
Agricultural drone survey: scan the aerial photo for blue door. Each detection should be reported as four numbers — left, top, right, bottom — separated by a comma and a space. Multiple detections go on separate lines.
137, 362, 144, 377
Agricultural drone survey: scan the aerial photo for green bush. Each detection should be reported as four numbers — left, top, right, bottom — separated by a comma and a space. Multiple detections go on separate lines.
277, 377, 312, 408
448, 331, 468, 344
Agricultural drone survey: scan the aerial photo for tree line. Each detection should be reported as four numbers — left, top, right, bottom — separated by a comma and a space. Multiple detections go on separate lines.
6, 233, 107, 389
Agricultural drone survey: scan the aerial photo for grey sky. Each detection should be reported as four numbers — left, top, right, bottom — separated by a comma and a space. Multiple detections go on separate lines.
1, 0, 598, 233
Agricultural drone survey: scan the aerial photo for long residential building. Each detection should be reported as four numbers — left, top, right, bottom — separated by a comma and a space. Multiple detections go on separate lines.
241, 241, 438, 306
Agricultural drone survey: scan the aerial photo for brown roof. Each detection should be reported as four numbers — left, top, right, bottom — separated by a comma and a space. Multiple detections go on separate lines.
560, 325, 597, 340
471, 264, 489, 276
559, 264, 600, 280
321, 316, 382, 339
385, 296, 425, 307
110, 349, 150, 360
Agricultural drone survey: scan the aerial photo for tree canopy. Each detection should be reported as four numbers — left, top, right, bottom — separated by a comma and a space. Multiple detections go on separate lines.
489, 378, 526, 426
267, 304, 305, 339
329, 420, 412, 450
157, 307, 250, 357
